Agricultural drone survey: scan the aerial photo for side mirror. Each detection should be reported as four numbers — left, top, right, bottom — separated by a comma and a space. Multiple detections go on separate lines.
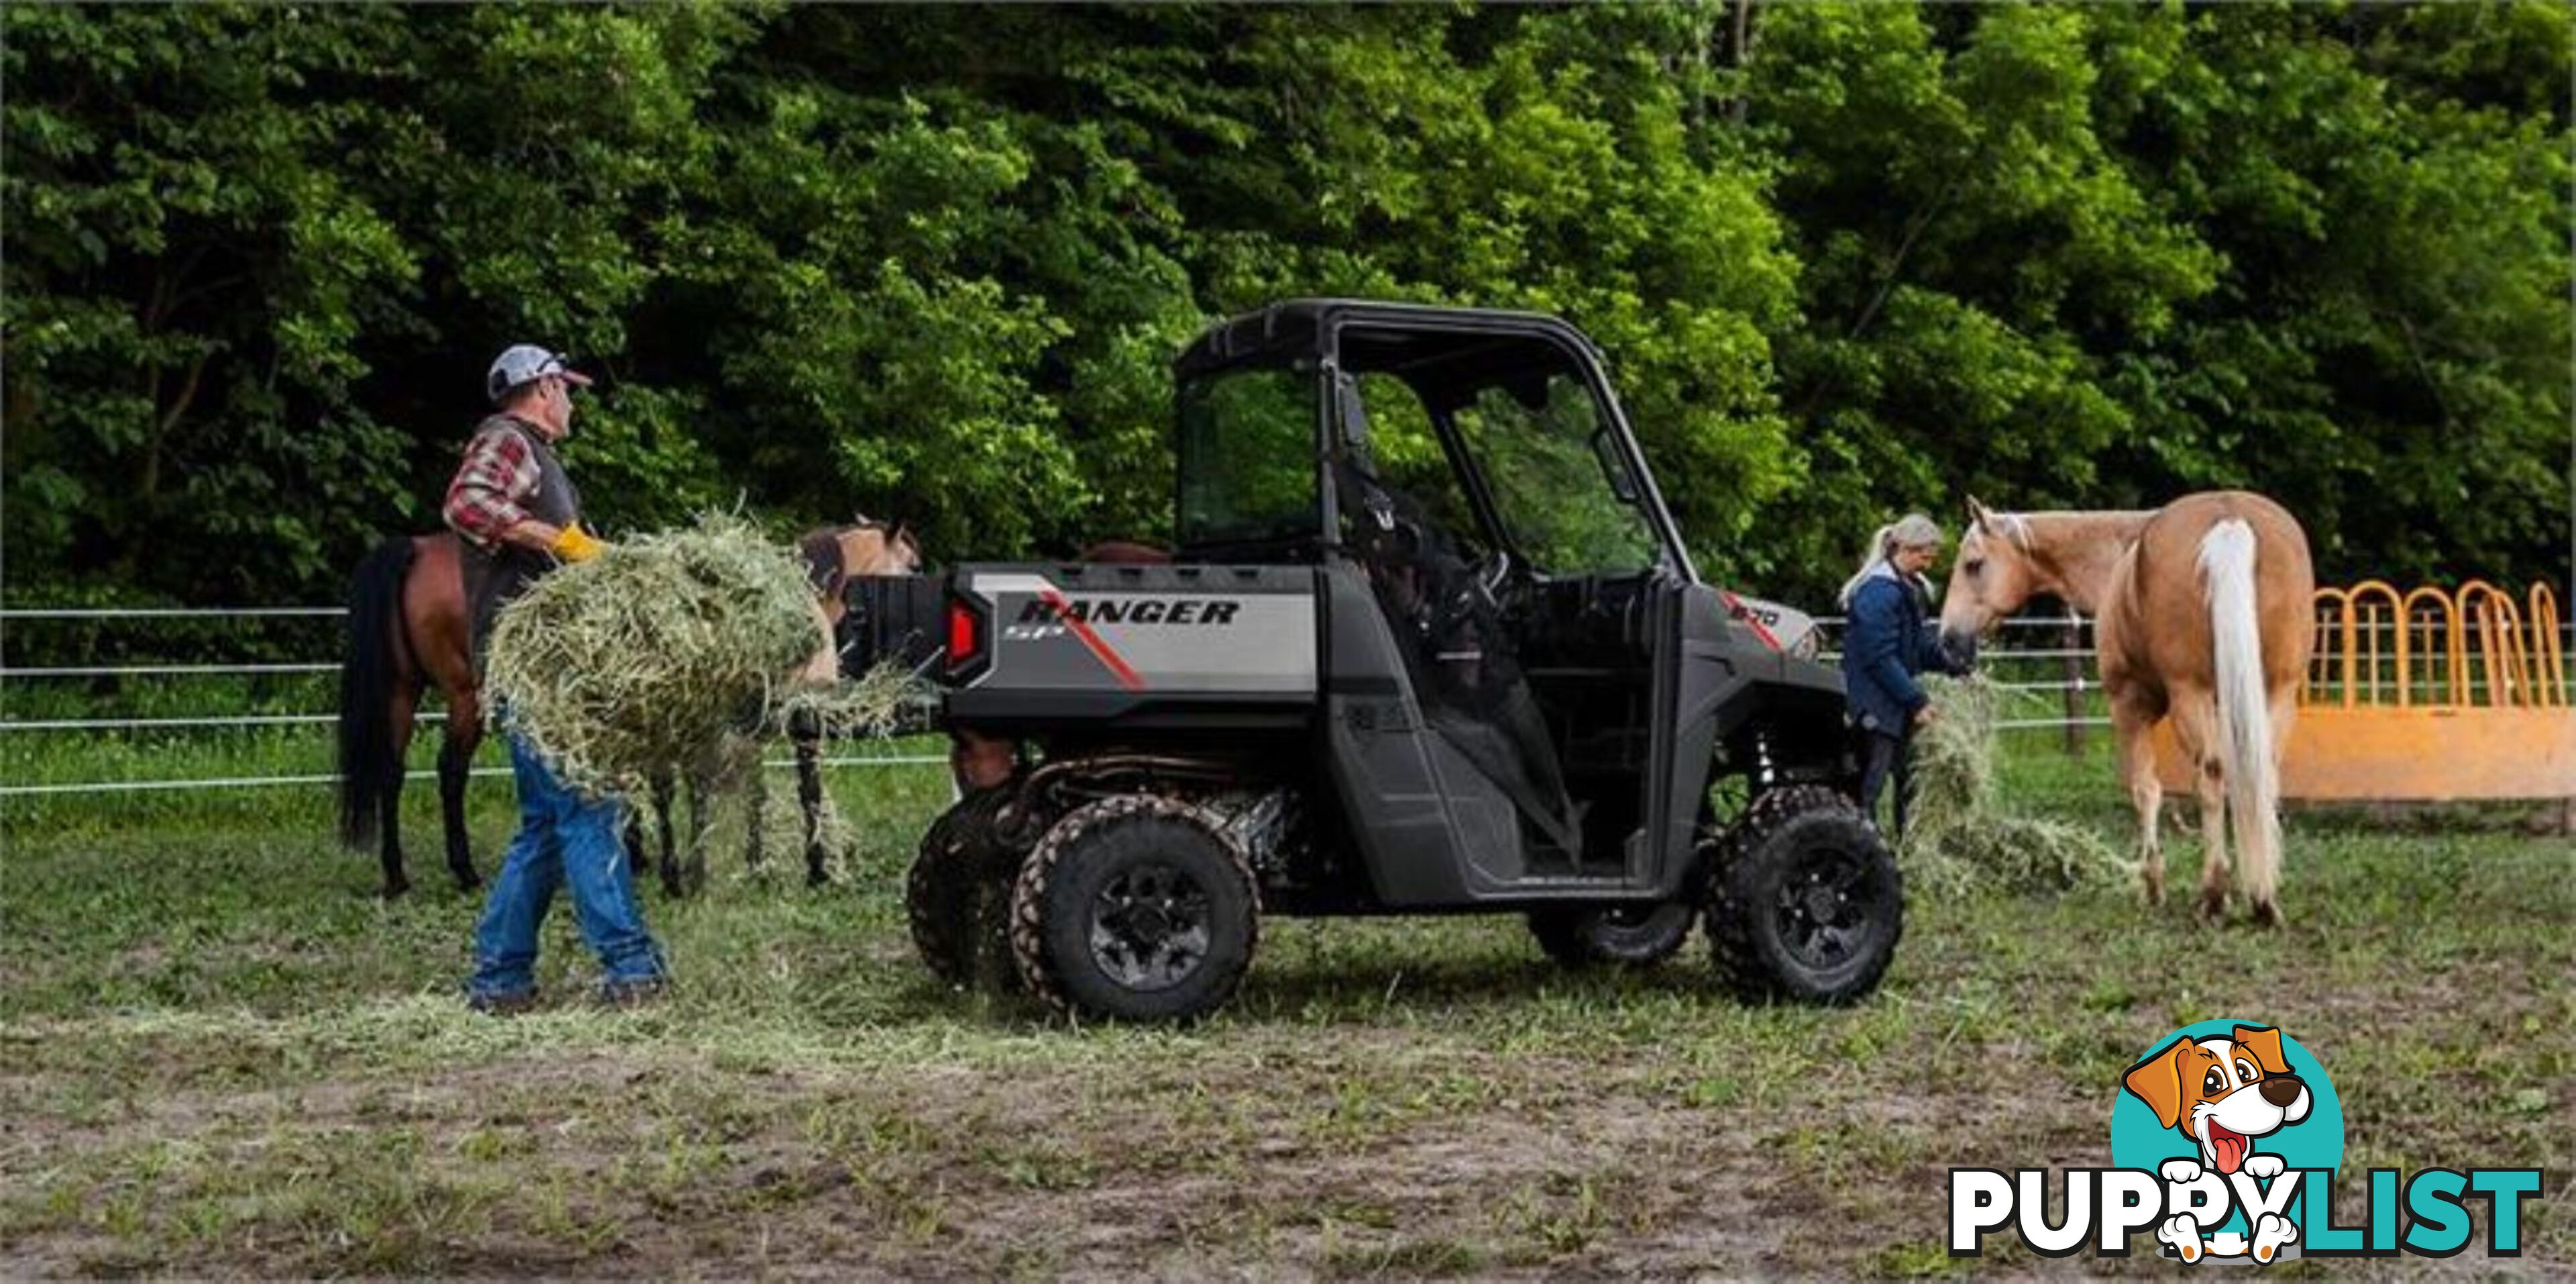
1592, 429, 1640, 504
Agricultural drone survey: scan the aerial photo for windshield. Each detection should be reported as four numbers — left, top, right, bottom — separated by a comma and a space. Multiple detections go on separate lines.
1177, 365, 1318, 549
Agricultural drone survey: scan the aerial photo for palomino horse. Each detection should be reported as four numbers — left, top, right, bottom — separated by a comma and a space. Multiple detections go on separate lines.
1935, 492, 2314, 924
335, 521, 920, 898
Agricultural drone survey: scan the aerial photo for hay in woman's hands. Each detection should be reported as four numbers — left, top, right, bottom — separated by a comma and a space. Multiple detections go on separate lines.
1900, 674, 2130, 896
485, 513, 887, 799
1907, 674, 2000, 826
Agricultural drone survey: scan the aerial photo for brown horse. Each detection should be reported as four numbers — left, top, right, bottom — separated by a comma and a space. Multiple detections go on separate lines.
335, 521, 920, 898
1935, 492, 2314, 924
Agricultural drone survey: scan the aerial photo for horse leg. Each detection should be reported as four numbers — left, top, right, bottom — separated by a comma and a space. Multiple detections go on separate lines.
2167, 692, 2231, 923
439, 690, 484, 892
794, 710, 828, 888
744, 752, 769, 876
2110, 692, 2164, 906
381, 685, 419, 899
622, 796, 649, 884
2245, 689, 2298, 928
649, 770, 684, 898
619, 773, 655, 886
684, 772, 709, 896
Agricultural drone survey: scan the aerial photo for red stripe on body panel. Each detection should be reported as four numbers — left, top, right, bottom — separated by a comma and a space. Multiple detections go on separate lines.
1038, 586, 1147, 691
1721, 591, 1783, 652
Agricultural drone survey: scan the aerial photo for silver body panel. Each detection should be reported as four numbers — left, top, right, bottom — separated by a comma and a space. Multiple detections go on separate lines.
959, 566, 1320, 698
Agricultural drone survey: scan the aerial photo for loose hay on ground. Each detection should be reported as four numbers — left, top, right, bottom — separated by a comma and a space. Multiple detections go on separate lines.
1902, 675, 2130, 896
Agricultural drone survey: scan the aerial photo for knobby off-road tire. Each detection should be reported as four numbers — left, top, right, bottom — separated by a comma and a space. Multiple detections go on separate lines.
906, 785, 1019, 991
1705, 784, 1903, 1004
1526, 902, 1697, 968
1009, 795, 1261, 1024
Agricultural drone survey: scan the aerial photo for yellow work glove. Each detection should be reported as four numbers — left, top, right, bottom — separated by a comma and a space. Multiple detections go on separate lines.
550, 522, 608, 564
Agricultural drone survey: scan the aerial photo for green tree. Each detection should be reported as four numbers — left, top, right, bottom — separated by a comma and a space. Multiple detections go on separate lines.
2100, 3, 2571, 585
3, 3, 2564, 616
1, 4, 749, 604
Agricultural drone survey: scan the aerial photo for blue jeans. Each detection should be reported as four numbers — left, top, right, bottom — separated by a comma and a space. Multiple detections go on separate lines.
468, 734, 667, 1000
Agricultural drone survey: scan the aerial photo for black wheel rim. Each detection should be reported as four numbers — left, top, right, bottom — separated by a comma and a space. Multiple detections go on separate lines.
1773, 846, 1875, 969
1089, 860, 1213, 992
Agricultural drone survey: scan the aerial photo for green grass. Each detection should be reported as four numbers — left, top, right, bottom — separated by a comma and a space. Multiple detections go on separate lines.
3, 719, 2569, 1275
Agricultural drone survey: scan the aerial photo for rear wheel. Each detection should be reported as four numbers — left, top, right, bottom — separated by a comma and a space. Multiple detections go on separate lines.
1010, 796, 1260, 1024
1526, 902, 1696, 968
906, 785, 1018, 991
1706, 785, 1902, 1004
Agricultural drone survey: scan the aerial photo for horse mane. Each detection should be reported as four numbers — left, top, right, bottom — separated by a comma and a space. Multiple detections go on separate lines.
1984, 511, 2033, 553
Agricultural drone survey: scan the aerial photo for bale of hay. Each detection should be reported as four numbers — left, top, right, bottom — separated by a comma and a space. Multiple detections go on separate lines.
1901, 674, 2131, 896
485, 513, 915, 802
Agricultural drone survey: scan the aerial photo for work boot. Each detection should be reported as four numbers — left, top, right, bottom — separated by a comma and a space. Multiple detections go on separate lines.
598, 975, 669, 1009
467, 987, 540, 1016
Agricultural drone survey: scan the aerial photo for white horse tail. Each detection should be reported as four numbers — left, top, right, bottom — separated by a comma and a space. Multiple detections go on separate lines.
2198, 519, 2280, 909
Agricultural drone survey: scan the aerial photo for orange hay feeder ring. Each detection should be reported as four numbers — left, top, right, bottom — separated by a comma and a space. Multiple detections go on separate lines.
2157, 582, 2574, 802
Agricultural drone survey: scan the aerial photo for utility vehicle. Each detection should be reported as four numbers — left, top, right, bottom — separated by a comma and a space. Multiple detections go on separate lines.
842, 300, 1900, 1022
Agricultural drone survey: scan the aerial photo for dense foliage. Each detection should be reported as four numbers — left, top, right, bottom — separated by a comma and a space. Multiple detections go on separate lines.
6, 3, 2567, 610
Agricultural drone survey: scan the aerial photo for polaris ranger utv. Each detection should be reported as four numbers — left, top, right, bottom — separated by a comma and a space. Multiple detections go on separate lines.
843, 299, 1900, 1022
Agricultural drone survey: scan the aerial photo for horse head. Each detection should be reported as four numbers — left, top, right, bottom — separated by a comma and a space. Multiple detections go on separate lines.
845, 514, 922, 578
1937, 497, 2041, 668
801, 516, 924, 606
794, 517, 928, 683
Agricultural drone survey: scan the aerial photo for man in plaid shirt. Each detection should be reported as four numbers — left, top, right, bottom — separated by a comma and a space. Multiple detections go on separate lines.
444, 421, 592, 553
445, 347, 606, 655
448, 345, 667, 1014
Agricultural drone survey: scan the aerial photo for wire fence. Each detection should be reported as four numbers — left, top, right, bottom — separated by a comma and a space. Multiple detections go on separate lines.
0, 604, 953, 800
4, 603, 2569, 800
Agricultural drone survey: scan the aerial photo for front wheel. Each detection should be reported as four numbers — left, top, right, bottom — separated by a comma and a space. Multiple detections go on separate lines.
1010, 796, 1260, 1024
1705, 785, 1902, 1004
1526, 902, 1696, 968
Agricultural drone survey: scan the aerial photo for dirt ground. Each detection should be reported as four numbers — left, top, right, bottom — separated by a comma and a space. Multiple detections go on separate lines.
4, 769, 2569, 1277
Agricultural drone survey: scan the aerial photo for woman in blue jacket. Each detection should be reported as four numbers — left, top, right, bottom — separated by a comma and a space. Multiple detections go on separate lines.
1838, 513, 1964, 838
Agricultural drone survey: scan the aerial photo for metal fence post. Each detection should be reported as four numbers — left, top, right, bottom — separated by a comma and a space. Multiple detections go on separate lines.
2061, 616, 2087, 757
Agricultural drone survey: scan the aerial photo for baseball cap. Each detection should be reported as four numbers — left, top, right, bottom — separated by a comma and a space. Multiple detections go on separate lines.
486, 345, 595, 404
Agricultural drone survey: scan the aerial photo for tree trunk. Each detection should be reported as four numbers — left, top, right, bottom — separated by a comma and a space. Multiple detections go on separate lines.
1727, 0, 1758, 126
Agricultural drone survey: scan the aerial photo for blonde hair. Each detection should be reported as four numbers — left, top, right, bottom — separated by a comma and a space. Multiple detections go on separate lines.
1837, 512, 1944, 608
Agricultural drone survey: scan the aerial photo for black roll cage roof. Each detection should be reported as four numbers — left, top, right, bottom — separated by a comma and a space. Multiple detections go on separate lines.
1173, 299, 1699, 584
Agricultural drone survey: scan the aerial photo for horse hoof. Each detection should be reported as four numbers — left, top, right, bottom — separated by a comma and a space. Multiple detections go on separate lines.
2197, 889, 2228, 924
381, 880, 411, 901
2249, 900, 2283, 930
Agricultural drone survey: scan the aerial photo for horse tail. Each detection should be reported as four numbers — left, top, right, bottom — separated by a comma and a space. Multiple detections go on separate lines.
2198, 519, 2280, 904
337, 536, 415, 849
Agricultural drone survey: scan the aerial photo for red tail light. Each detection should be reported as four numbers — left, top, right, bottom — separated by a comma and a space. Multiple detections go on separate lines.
946, 598, 981, 668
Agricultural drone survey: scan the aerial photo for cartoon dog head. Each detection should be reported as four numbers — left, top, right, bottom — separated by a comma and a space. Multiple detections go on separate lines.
2123, 1025, 2312, 1176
